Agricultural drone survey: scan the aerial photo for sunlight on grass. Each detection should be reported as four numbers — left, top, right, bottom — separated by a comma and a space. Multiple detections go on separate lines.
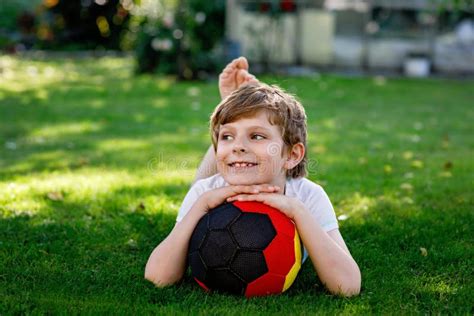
335, 192, 418, 222
128, 194, 181, 216
90, 99, 105, 109
156, 77, 174, 91
409, 275, 462, 307
336, 192, 377, 220
97, 138, 151, 151
30, 122, 104, 138
152, 98, 169, 108
0, 57, 66, 91
321, 118, 336, 129
0, 55, 133, 93
99, 56, 134, 72
0, 181, 44, 217
422, 279, 458, 295
0, 169, 191, 219
4, 151, 72, 174
33, 88, 49, 100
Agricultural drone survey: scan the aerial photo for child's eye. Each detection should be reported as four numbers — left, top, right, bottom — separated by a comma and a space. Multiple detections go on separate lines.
220, 134, 234, 141
251, 134, 266, 140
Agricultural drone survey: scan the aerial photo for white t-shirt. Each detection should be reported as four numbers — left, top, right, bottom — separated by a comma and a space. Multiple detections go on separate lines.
176, 174, 339, 262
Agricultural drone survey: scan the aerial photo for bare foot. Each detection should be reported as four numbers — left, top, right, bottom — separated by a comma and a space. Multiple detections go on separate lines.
219, 57, 258, 99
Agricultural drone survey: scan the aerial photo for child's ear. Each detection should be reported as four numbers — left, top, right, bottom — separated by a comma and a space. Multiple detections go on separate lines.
285, 143, 305, 170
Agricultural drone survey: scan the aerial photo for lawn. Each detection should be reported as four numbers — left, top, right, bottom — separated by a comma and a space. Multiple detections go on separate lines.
0, 55, 473, 314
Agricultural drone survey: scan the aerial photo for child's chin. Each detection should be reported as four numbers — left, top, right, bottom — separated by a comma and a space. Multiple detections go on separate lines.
222, 174, 258, 186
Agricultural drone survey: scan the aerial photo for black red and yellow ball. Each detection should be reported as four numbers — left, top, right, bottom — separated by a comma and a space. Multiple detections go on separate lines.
188, 201, 302, 297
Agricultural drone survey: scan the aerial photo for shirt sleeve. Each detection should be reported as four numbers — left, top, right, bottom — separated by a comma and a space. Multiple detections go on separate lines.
303, 181, 339, 232
297, 179, 339, 263
175, 182, 204, 223
175, 174, 227, 223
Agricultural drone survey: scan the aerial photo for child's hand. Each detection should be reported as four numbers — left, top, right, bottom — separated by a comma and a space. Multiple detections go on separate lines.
219, 57, 258, 99
226, 193, 305, 220
200, 184, 279, 211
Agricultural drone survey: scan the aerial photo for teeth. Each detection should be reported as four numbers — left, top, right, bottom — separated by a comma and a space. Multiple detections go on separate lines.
231, 162, 256, 167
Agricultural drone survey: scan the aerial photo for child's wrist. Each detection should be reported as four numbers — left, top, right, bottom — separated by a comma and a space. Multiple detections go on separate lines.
290, 199, 307, 221
191, 203, 208, 217
193, 196, 211, 214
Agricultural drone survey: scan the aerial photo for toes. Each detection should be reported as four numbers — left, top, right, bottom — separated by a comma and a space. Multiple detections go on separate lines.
236, 57, 249, 70
246, 74, 257, 83
236, 69, 248, 83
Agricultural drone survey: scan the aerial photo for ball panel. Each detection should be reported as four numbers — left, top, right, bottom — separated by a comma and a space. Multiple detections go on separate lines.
244, 272, 286, 297
233, 201, 295, 239
206, 269, 246, 295
282, 231, 302, 292
188, 216, 208, 253
230, 212, 276, 249
230, 250, 268, 283
208, 203, 241, 230
233, 201, 279, 216
188, 251, 207, 282
263, 232, 296, 275
266, 209, 296, 240
200, 230, 236, 268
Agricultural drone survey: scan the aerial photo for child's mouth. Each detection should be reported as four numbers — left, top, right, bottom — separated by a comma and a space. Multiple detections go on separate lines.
228, 162, 258, 170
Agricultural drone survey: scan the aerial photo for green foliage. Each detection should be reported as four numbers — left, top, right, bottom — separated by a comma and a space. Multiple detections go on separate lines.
433, 0, 474, 12
0, 56, 473, 314
0, 0, 43, 30
132, 0, 226, 79
0, 0, 130, 51
0, 0, 43, 51
38, 0, 130, 50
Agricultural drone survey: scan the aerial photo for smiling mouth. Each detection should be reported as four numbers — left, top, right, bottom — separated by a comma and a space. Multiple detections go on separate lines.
228, 162, 258, 168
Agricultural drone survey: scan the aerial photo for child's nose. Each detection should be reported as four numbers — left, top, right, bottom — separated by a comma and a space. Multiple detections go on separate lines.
232, 142, 248, 153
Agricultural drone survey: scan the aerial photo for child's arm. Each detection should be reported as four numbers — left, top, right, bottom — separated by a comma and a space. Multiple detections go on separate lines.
293, 208, 361, 296
227, 193, 361, 297
144, 196, 208, 287
144, 184, 279, 287
193, 145, 217, 184
194, 57, 257, 183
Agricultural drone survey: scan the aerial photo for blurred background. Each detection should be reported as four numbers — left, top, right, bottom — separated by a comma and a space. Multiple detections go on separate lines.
0, 0, 473, 79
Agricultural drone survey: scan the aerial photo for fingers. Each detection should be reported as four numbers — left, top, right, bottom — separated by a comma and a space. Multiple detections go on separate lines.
227, 193, 264, 202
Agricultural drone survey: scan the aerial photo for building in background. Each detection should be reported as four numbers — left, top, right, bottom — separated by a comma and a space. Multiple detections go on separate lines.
226, 0, 474, 75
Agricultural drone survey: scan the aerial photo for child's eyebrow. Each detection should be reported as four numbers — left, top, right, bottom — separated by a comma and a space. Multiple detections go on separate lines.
220, 124, 272, 133
219, 125, 235, 132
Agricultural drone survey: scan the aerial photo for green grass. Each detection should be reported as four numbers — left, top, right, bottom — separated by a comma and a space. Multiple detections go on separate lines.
0, 55, 473, 314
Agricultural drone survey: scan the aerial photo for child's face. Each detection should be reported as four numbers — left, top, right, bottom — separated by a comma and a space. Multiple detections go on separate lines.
216, 110, 288, 186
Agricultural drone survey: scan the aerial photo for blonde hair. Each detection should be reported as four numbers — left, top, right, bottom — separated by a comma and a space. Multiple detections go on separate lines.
210, 83, 307, 178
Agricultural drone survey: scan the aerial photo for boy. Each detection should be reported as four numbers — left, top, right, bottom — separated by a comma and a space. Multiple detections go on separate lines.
145, 59, 361, 297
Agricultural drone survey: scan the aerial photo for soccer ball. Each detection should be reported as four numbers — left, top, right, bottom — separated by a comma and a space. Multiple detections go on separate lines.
188, 201, 302, 297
